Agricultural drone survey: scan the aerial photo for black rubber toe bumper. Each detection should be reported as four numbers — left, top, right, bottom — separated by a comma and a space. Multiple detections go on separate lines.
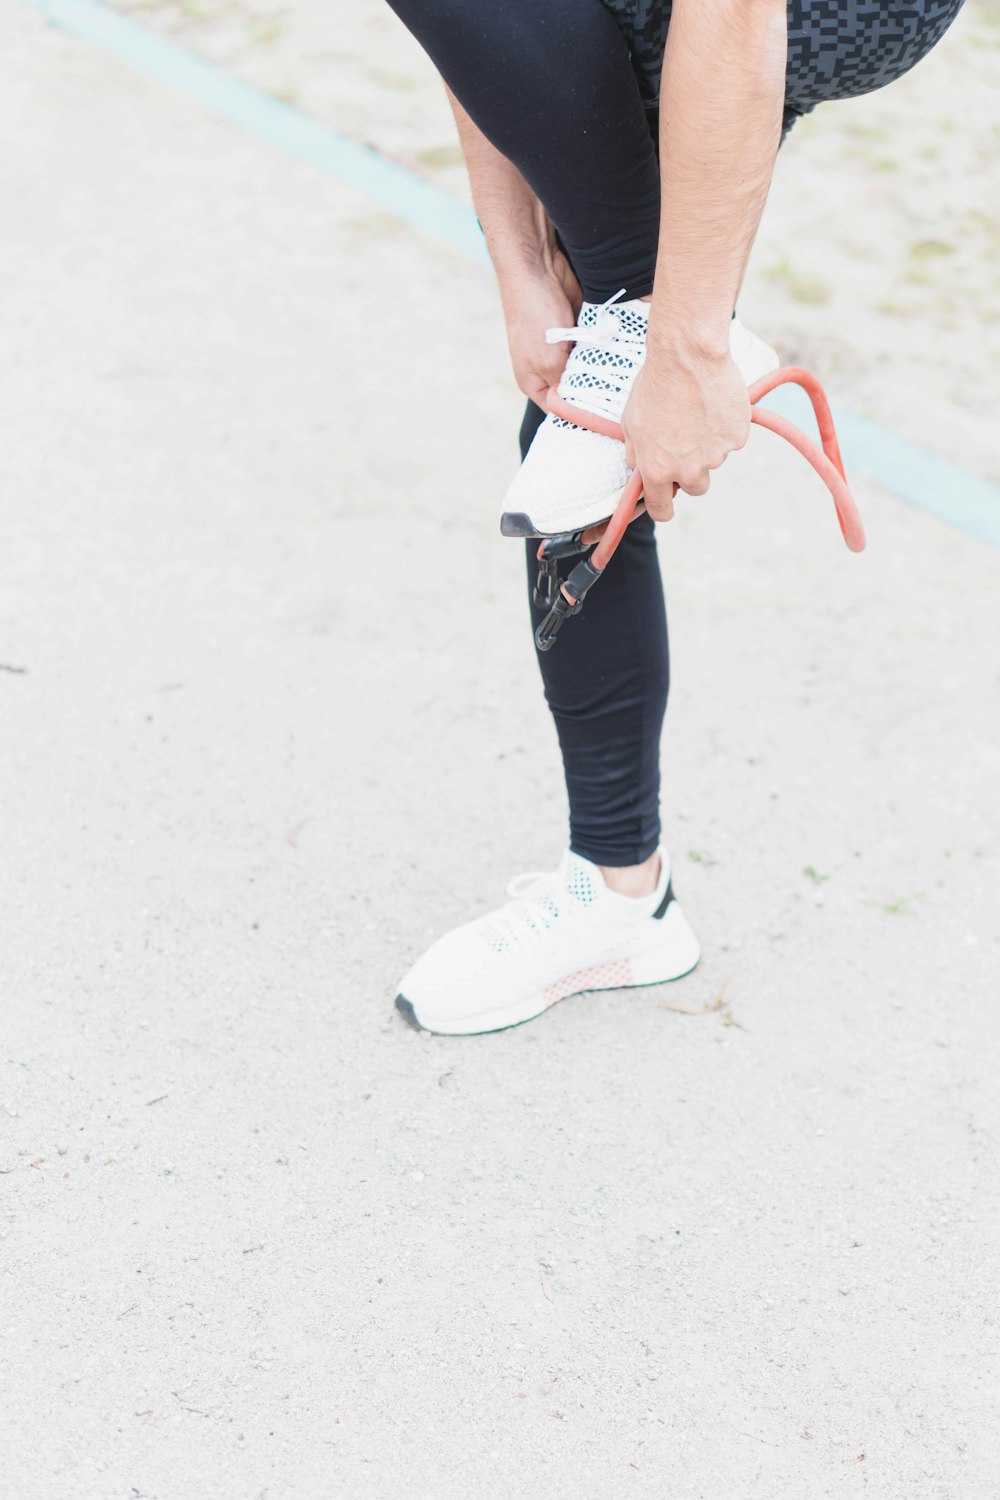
395, 994, 423, 1030
499, 511, 540, 539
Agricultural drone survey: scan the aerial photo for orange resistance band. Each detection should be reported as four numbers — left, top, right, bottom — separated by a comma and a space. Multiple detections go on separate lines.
542, 366, 866, 593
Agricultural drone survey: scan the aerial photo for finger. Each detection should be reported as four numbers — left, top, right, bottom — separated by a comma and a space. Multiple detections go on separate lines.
646, 496, 676, 523
516, 347, 570, 405
642, 481, 676, 523
521, 360, 566, 408
520, 371, 549, 408
678, 472, 711, 498
532, 349, 570, 406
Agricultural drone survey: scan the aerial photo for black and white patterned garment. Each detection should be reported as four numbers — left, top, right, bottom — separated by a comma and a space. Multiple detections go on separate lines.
605, 0, 966, 130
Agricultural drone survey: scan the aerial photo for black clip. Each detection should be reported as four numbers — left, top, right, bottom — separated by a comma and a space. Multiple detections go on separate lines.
532, 529, 591, 612
534, 556, 604, 652
537, 529, 592, 561
533, 554, 559, 611
535, 590, 583, 651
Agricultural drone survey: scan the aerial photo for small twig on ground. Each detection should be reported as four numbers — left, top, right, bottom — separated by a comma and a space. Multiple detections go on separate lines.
658, 978, 732, 1019
171, 1392, 211, 1416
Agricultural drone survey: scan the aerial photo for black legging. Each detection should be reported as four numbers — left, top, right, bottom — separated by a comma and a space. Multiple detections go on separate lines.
387, 0, 964, 865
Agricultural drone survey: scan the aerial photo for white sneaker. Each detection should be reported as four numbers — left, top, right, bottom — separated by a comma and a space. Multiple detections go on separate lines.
500, 294, 780, 538
395, 849, 700, 1036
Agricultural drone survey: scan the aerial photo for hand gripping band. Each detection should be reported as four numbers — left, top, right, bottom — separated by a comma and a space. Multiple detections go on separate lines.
532, 368, 866, 651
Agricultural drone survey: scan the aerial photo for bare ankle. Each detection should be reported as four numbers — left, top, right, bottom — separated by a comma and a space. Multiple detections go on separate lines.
600, 851, 660, 899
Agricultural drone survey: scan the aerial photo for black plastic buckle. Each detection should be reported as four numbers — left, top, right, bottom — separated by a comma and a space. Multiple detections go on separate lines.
535, 590, 583, 651
533, 555, 559, 611
532, 529, 591, 612
534, 556, 604, 652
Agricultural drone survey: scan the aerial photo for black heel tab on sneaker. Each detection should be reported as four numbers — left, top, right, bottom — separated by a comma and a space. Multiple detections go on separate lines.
652, 879, 674, 921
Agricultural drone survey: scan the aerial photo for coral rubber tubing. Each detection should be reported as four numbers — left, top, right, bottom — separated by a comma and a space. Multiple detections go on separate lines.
543, 367, 866, 589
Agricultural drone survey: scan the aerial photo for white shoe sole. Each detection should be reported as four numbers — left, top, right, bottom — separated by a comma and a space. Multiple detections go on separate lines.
395, 900, 701, 1037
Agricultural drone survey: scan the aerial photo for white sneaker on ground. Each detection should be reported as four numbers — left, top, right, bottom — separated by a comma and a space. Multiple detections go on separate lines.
500, 293, 780, 539
395, 849, 700, 1036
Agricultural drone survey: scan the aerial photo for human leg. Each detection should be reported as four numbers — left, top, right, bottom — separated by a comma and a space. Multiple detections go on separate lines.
383, 0, 661, 301
518, 399, 669, 875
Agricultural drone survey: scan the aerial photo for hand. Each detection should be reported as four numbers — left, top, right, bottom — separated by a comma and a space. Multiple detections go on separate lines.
620, 342, 751, 521
498, 248, 582, 409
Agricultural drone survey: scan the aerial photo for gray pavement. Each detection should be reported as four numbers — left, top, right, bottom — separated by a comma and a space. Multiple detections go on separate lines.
2, 8, 998, 1498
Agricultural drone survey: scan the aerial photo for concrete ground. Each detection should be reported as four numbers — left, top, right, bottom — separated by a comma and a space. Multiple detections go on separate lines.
2, 6, 998, 1498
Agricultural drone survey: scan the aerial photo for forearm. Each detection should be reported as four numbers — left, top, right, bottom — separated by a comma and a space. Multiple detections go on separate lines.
445, 90, 559, 288
444, 90, 581, 405
650, 0, 786, 358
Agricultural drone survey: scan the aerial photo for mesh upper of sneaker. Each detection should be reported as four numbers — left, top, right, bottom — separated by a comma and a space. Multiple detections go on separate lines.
482, 855, 601, 957
501, 306, 780, 534
549, 293, 649, 423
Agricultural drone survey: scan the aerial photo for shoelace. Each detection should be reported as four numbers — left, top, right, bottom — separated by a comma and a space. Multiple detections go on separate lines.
544, 288, 647, 422
480, 869, 566, 951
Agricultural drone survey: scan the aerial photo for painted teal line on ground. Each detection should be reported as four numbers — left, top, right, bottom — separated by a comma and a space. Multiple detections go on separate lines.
27, 0, 1000, 547
27, 0, 490, 265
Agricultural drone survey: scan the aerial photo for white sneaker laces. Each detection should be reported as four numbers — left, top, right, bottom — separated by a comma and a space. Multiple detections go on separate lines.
481, 870, 564, 951
543, 289, 647, 421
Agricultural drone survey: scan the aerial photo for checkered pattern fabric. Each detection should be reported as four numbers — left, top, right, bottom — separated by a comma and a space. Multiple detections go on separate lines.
604, 0, 965, 117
